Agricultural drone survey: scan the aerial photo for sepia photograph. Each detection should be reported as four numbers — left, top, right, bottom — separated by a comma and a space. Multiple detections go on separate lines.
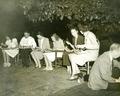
0, 0, 120, 96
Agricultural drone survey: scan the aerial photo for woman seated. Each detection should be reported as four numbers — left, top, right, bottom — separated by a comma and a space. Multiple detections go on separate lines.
63, 27, 84, 74
43, 33, 64, 71
1, 36, 19, 67
69, 25, 100, 80
31, 32, 50, 68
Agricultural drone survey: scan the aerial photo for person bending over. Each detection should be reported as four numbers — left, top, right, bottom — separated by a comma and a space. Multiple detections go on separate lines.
88, 43, 120, 91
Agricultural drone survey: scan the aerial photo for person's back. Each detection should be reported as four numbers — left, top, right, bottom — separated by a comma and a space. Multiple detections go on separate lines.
88, 52, 112, 90
53, 38, 64, 50
88, 43, 120, 91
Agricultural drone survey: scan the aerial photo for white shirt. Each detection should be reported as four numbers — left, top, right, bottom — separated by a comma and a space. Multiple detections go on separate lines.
109, 52, 113, 62
11, 38, 18, 48
5, 39, 12, 48
20, 36, 37, 48
77, 31, 99, 50
38, 38, 44, 49
53, 39, 64, 50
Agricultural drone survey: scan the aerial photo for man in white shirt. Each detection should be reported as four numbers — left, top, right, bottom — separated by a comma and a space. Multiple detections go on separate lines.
20, 32, 37, 48
19, 32, 37, 67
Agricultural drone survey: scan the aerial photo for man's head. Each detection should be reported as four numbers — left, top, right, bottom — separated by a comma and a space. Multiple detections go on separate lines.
110, 43, 120, 59
70, 28, 78, 38
78, 24, 88, 34
24, 32, 30, 38
5, 36, 10, 40
37, 32, 44, 39
51, 33, 59, 41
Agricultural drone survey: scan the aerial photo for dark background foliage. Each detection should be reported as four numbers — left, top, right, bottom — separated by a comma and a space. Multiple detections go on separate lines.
0, 0, 120, 54
17, 0, 120, 41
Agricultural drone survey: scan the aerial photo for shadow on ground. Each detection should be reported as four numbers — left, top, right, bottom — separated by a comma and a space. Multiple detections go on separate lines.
49, 83, 120, 96
0, 61, 120, 96
0, 63, 78, 96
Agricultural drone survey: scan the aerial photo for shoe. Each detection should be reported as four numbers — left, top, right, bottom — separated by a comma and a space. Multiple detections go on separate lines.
3, 63, 7, 67
38, 66, 41, 68
7, 63, 11, 67
47, 68, 53, 71
69, 76, 78, 80
35, 65, 38, 68
38, 64, 41, 68
43, 68, 49, 70
77, 77, 84, 84
43, 67, 53, 71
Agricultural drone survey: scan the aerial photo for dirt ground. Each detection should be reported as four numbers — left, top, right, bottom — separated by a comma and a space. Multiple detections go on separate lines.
0, 62, 79, 96
0, 62, 120, 96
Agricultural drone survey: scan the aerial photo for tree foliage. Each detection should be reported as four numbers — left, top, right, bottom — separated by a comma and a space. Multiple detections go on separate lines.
18, 0, 105, 21
17, 0, 120, 36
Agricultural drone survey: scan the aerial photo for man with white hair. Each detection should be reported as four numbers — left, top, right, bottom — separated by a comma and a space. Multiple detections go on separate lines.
88, 43, 120, 90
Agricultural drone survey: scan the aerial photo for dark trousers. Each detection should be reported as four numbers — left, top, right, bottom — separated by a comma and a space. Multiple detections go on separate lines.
19, 48, 32, 67
107, 83, 120, 91
63, 51, 71, 66
107, 67, 120, 91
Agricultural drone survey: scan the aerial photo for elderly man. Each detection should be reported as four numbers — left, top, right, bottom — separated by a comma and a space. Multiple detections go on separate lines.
19, 32, 37, 67
88, 43, 120, 91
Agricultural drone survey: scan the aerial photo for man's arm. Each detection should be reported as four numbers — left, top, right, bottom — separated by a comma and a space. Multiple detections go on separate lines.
31, 38, 37, 48
99, 58, 116, 83
113, 59, 120, 69
45, 38, 51, 49
100, 61, 120, 83
19, 37, 24, 47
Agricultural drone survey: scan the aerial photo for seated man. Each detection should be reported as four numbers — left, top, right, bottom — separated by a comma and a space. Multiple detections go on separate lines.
88, 43, 120, 91
19, 32, 37, 67
69, 25, 99, 80
31, 32, 50, 68
44, 33, 64, 71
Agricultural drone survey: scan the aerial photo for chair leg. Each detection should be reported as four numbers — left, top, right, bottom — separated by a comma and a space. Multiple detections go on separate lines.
29, 56, 31, 64
87, 62, 90, 74
14, 54, 20, 65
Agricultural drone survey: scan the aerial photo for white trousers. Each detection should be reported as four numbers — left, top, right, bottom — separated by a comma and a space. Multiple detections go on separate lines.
69, 50, 99, 76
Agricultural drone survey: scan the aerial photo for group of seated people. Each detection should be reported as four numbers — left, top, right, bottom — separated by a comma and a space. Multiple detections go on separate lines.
1, 32, 65, 70
1, 24, 120, 91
